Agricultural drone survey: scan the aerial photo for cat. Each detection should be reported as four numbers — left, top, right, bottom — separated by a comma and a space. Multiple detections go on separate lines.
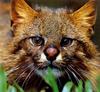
0, 0, 100, 91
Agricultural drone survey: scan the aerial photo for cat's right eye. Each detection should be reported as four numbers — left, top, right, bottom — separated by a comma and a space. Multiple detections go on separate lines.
30, 36, 44, 46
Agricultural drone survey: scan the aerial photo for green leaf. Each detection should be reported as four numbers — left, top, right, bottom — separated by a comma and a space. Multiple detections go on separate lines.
75, 81, 83, 92
85, 80, 92, 92
43, 67, 59, 92
96, 76, 100, 92
0, 64, 7, 92
7, 85, 17, 92
13, 82, 24, 92
62, 82, 73, 92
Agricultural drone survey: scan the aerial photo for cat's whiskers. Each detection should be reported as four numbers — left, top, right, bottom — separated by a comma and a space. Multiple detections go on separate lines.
57, 77, 62, 88
56, 66, 63, 87
69, 64, 84, 81
53, 62, 62, 69
22, 62, 46, 88
7, 64, 20, 75
37, 62, 47, 68
64, 68, 72, 81
57, 62, 67, 68
22, 66, 36, 88
15, 63, 34, 83
67, 66, 79, 84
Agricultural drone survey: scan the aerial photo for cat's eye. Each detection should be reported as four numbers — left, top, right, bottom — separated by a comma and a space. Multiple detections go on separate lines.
60, 37, 73, 47
30, 36, 44, 46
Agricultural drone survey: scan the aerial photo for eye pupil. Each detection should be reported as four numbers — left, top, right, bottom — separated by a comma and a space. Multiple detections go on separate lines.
63, 38, 69, 44
31, 36, 44, 46
60, 37, 73, 47
35, 37, 41, 42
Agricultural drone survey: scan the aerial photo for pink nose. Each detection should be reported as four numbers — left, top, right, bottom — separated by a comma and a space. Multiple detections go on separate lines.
44, 45, 59, 61
46, 47, 58, 57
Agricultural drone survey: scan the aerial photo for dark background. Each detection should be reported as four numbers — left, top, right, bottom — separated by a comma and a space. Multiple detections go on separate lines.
0, 0, 100, 49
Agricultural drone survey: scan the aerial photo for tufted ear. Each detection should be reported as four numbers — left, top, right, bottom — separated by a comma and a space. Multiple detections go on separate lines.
70, 0, 96, 28
11, 0, 38, 26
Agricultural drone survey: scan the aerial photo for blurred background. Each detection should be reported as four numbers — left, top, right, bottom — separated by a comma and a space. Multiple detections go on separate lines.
0, 0, 100, 49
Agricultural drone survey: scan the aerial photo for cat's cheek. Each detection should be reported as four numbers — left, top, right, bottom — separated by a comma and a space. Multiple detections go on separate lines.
61, 44, 79, 58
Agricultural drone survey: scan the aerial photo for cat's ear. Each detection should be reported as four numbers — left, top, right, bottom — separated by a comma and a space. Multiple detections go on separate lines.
11, 0, 38, 26
70, 0, 96, 28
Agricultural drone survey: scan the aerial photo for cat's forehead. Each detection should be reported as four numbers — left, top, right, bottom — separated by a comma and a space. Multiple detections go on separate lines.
32, 13, 76, 39
40, 14, 62, 37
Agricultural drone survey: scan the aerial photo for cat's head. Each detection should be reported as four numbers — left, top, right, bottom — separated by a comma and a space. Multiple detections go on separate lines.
10, 0, 97, 85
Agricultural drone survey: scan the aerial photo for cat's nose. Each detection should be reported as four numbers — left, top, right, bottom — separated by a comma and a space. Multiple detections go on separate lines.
44, 45, 59, 62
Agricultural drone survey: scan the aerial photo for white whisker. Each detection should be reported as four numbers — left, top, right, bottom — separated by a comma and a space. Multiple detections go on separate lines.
64, 68, 72, 81
58, 77, 62, 88
15, 64, 33, 82
22, 62, 45, 88
22, 66, 35, 88
67, 66, 79, 83
7, 64, 22, 75
69, 65, 84, 80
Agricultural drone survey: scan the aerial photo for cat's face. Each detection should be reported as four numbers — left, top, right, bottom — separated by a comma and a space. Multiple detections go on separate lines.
18, 13, 82, 78
9, 0, 97, 87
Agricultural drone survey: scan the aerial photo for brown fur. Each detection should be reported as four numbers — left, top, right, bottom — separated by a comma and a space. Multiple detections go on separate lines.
0, 0, 100, 91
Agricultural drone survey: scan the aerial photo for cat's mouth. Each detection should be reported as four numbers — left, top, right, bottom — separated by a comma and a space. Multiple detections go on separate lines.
36, 66, 64, 78
35, 60, 65, 77
48, 63, 59, 69
33, 53, 79, 78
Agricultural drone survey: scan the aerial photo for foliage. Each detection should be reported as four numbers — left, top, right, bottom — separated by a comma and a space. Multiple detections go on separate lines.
0, 65, 100, 92
0, 65, 24, 92
43, 67, 59, 92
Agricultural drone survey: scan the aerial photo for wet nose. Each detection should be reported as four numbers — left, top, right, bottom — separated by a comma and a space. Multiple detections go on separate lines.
44, 45, 59, 62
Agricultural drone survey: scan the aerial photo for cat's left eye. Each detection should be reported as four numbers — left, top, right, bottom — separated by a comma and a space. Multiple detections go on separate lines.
60, 37, 73, 47
30, 36, 44, 46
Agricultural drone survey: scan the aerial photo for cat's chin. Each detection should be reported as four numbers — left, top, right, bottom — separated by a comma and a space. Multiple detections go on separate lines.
35, 68, 64, 78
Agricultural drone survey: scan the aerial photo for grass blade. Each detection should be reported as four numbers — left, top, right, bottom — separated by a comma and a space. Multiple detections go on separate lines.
0, 64, 7, 92
62, 82, 73, 92
96, 76, 100, 92
75, 81, 83, 92
8, 85, 17, 92
85, 80, 92, 92
13, 82, 24, 92
43, 67, 59, 92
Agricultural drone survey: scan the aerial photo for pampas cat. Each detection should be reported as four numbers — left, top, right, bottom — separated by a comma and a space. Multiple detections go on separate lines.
0, 0, 100, 91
